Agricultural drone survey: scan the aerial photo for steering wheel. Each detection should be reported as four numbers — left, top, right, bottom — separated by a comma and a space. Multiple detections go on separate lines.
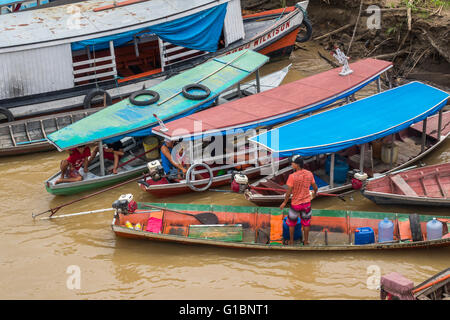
185, 163, 213, 192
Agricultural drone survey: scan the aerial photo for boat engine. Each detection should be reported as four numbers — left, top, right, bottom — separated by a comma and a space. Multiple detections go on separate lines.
112, 194, 137, 215
231, 172, 249, 193
147, 160, 164, 181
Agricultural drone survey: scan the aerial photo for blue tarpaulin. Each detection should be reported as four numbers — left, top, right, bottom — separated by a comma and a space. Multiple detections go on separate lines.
250, 82, 449, 157
71, 3, 227, 52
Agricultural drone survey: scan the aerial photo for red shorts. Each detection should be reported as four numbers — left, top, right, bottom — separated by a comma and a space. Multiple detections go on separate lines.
288, 202, 312, 227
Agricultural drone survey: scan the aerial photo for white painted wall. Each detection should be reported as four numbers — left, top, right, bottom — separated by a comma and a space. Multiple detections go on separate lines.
0, 44, 74, 99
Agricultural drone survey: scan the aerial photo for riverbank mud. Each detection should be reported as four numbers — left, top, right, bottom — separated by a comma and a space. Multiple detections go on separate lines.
242, 0, 449, 90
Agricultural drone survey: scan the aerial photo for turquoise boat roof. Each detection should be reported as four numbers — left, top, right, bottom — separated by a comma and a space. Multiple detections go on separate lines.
47, 50, 269, 151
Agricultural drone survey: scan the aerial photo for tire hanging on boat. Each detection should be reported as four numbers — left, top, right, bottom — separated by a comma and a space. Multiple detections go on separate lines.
186, 163, 213, 192
296, 18, 313, 43
182, 84, 211, 100
0, 107, 14, 122
129, 89, 160, 106
83, 89, 112, 109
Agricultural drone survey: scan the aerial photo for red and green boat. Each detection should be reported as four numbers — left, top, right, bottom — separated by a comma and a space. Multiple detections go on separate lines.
112, 202, 450, 251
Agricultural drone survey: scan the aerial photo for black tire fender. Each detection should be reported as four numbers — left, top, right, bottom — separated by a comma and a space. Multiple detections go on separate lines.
296, 18, 313, 43
129, 90, 160, 106
182, 84, 211, 100
0, 107, 14, 122
83, 89, 112, 109
409, 213, 424, 242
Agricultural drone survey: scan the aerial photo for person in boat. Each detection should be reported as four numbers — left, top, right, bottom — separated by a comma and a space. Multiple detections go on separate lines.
160, 139, 187, 181
55, 145, 93, 184
91, 141, 125, 174
280, 155, 318, 245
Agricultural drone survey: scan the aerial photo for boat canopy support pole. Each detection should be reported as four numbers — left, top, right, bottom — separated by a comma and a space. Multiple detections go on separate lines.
390, 134, 394, 168
438, 109, 443, 140
238, 82, 242, 98
376, 77, 382, 93
421, 118, 427, 153
109, 41, 118, 79
330, 153, 335, 189
359, 143, 365, 173
99, 141, 105, 176
256, 69, 261, 93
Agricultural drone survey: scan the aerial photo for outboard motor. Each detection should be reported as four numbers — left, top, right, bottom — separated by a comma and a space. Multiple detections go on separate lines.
147, 160, 164, 181
112, 194, 137, 215
231, 172, 249, 193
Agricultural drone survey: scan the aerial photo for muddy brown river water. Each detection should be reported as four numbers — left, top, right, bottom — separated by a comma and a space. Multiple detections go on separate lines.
0, 43, 449, 300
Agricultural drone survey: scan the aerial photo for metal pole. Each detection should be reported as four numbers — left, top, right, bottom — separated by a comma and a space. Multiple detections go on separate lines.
376, 77, 382, 93
99, 141, 105, 176
437, 109, 443, 141
330, 153, 335, 189
238, 82, 242, 98
421, 118, 427, 153
256, 69, 261, 93
359, 144, 365, 173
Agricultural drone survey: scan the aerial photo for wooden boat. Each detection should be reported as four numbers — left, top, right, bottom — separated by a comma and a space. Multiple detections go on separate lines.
1, 63, 291, 158
361, 163, 450, 207
0, 106, 102, 157
111, 202, 450, 251
0, 0, 310, 122
143, 58, 393, 198
246, 84, 450, 206
381, 268, 450, 300
45, 50, 272, 195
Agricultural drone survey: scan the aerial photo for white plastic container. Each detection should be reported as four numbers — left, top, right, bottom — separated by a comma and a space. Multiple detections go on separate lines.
378, 218, 394, 242
426, 218, 443, 240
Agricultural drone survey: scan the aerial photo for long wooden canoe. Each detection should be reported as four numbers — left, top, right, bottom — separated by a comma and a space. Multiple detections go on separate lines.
0, 106, 102, 157
111, 202, 450, 251
245, 90, 450, 207
362, 162, 450, 207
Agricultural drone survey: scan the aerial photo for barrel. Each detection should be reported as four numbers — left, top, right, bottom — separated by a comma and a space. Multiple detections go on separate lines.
381, 142, 398, 164
426, 218, 443, 240
325, 155, 349, 184
143, 136, 160, 160
378, 218, 394, 242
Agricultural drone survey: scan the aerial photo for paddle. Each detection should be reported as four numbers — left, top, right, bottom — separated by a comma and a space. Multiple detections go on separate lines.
141, 204, 219, 225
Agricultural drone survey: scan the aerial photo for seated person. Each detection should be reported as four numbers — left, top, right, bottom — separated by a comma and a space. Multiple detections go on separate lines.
160, 140, 187, 181
90, 141, 125, 174
104, 141, 124, 174
55, 145, 92, 184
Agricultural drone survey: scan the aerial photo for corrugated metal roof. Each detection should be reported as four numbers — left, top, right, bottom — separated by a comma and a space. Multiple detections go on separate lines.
0, 0, 230, 53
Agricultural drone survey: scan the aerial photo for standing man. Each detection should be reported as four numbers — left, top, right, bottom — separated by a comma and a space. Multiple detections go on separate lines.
280, 155, 318, 245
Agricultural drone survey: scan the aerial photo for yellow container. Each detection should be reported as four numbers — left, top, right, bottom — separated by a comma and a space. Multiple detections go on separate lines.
381, 142, 398, 164
143, 136, 160, 160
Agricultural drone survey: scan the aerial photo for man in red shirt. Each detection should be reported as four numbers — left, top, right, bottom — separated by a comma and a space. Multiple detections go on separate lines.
55, 145, 92, 184
280, 155, 318, 245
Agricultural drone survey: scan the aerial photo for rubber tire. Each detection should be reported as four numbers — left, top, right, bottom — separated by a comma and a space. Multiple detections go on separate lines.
0, 107, 14, 122
296, 19, 313, 43
129, 89, 160, 106
186, 163, 213, 192
83, 89, 112, 109
182, 84, 211, 100
409, 213, 423, 242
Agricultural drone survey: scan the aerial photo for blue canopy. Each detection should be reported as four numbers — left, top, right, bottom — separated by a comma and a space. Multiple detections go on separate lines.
250, 82, 449, 157
71, 3, 227, 52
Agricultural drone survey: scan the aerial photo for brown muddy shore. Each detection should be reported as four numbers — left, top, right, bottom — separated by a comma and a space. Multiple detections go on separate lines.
243, 0, 450, 90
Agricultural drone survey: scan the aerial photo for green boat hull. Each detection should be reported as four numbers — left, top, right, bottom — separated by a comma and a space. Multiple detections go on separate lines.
46, 170, 145, 196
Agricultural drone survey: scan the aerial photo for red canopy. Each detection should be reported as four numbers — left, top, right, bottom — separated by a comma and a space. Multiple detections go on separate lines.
152, 58, 393, 140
